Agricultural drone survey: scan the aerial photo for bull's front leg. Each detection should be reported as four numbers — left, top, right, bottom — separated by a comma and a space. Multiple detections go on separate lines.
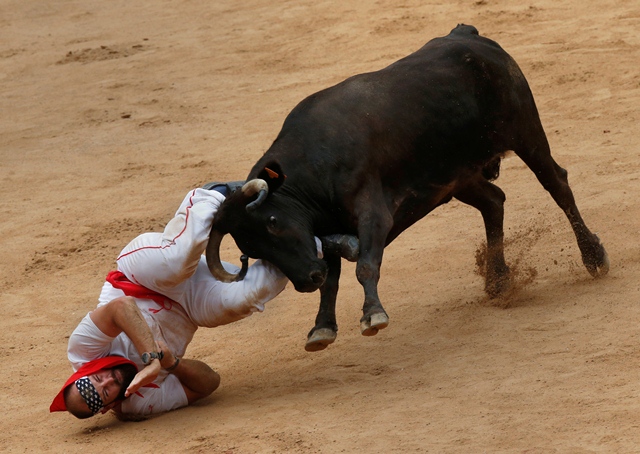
357, 258, 389, 336
305, 252, 341, 352
357, 211, 393, 336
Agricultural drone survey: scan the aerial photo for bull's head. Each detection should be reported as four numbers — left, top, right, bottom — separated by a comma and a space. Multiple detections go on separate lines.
206, 163, 328, 292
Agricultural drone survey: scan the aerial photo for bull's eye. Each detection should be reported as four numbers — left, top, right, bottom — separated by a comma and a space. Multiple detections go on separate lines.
268, 215, 277, 228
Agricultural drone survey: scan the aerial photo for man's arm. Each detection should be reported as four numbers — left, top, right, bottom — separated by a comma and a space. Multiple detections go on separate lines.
158, 340, 220, 403
89, 296, 162, 397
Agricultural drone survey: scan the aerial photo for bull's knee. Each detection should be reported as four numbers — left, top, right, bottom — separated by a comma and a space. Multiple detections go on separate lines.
356, 261, 379, 285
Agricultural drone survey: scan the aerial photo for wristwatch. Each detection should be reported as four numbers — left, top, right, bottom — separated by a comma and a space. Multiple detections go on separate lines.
141, 351, 164, 365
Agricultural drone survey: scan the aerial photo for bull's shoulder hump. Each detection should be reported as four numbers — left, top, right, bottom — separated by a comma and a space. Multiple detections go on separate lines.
449, 23, 479, 36
421, 24, 503, 52
406, 29, 507, 69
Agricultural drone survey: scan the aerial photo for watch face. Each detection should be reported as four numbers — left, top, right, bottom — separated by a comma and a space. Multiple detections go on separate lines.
142, 351, 162, 365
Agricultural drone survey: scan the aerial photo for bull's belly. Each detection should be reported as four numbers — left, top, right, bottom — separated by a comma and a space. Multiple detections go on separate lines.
386, 183, 457, 245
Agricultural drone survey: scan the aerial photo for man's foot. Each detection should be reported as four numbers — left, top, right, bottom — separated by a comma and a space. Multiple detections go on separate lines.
320, 234, 359, 262
202, 181, 245, 196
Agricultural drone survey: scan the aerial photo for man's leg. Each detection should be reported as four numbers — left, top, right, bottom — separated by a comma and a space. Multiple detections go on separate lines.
116, 188, 225, 292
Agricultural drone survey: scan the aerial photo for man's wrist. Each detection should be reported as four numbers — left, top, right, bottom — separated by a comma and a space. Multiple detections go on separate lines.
166, 357, 181, 372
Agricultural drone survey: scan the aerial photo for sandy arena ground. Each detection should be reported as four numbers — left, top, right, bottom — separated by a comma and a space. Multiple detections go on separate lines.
1, 0, 639, 452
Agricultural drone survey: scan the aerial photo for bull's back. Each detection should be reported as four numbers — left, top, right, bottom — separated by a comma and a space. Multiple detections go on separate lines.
256, 25, 538, 232
276, 25, 530, 176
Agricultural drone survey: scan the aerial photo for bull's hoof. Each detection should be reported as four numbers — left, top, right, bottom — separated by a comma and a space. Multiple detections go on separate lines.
305, 328, 337, 352
360, 312, 389, 336
485, 274, 512, 298
584, 236, 610, 278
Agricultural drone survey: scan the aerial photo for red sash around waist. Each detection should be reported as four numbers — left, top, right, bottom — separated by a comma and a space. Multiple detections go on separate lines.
105, 270, 177, 312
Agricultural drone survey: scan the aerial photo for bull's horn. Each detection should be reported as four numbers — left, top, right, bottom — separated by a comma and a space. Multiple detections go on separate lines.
206, 229, 249, 282
243, 179, 268, 212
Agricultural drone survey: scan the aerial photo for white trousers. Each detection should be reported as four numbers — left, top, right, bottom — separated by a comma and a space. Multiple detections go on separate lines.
114, 188, 289, 328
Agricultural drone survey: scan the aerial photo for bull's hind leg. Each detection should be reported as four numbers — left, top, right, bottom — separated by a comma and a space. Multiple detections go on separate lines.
515, 133, 609, 277
306, 252, 341, 352
455, 176, 511, 297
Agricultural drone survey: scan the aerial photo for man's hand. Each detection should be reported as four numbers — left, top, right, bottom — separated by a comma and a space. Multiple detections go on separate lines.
125, 359, 162, 397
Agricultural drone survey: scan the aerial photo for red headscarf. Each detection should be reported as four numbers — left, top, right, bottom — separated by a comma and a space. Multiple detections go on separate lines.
50, 356, 137, 412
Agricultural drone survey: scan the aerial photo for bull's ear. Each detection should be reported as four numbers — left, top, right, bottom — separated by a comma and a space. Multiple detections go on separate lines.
258, 161, 286, 193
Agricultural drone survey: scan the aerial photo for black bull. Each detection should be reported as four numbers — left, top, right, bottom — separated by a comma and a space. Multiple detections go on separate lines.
206, 24, 609, 351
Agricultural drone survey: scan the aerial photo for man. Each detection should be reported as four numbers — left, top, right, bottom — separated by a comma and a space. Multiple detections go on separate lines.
50, 183, 358, 419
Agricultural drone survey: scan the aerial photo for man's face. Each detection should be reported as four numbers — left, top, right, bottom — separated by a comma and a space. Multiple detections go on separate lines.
63, 364, 138, 418
88, 367, 126, 406
66, 367, 126, 416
